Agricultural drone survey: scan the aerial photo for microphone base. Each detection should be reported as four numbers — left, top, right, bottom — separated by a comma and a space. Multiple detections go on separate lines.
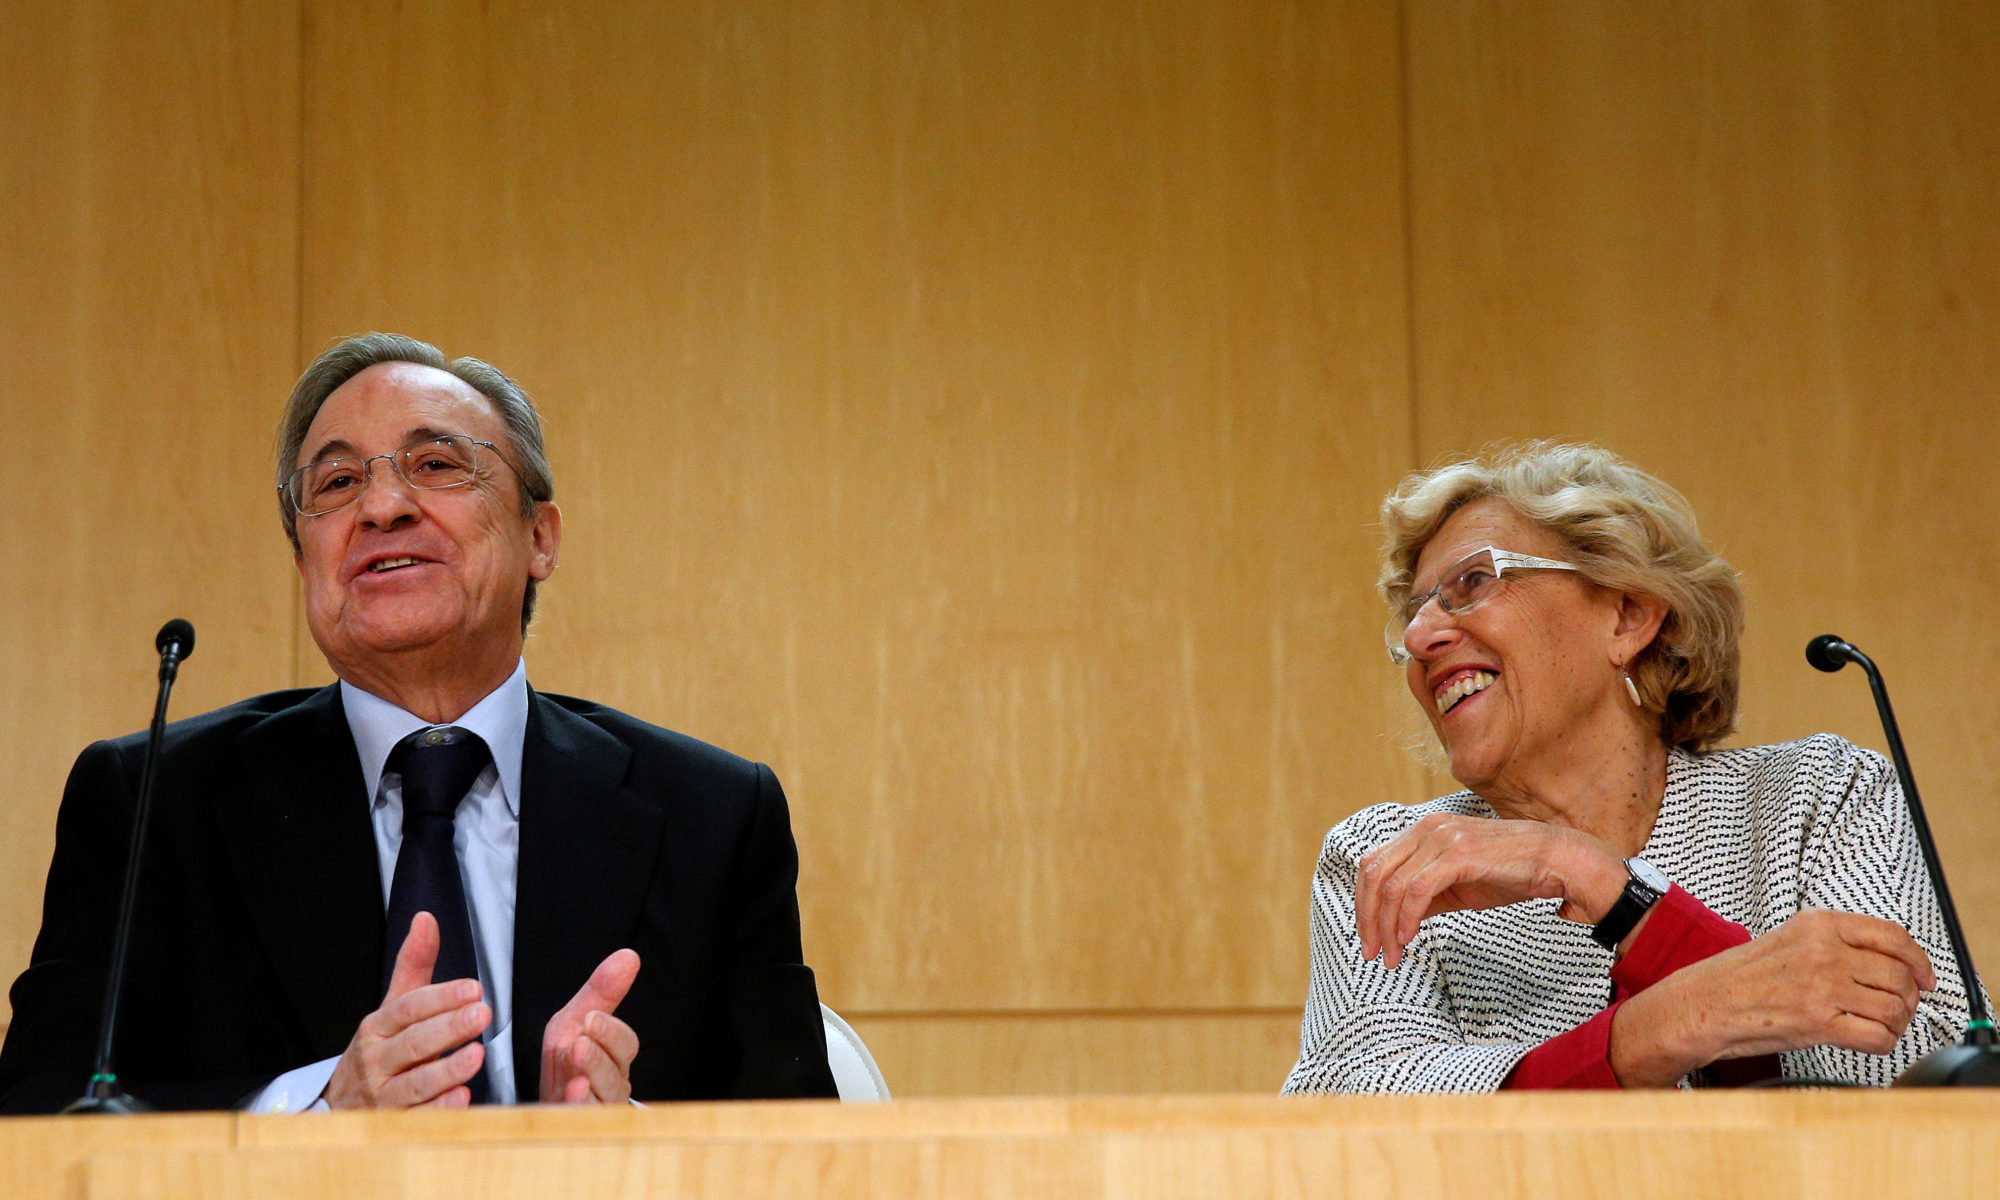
61, 1078, 153, 1114
1894, 1030, 2000, 1088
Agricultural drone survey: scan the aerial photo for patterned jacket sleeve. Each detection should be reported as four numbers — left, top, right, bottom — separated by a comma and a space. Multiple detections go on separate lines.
1783, 735, 1982, 1084
1281, 812, 1535, 1093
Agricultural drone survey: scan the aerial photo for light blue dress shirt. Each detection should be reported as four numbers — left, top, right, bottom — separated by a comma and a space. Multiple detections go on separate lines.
248, 661, 528, 1112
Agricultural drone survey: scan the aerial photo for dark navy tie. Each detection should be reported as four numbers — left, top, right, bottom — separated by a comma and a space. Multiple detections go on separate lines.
382, 726, 491, 1102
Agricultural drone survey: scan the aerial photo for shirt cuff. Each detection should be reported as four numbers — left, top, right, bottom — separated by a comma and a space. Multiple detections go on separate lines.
1501, 1003, 1624, 1090
1610, 883, 1753, 995
243, 1056, 340, 1113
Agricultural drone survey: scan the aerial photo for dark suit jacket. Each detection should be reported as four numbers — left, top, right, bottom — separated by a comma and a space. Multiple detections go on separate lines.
0, 684, 837, 1112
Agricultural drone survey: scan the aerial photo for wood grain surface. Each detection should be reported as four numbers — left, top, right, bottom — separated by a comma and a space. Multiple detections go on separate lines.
292, 0, 1413, 1015
40, 1093, 2000, 1200
1405, 0, 2000, 967
0, 0, 302, 982
2, 0, 1995, 1099
843, 1010, 1304, 1097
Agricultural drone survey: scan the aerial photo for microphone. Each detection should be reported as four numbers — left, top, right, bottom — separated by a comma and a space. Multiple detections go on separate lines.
1808, 634, 1999, 1086
1803, 632, 1849, 674
156, 619, 194, 671
64, 619, 198, 1113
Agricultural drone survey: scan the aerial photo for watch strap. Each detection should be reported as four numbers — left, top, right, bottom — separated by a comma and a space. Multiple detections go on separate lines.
1590, 858, 1666, 950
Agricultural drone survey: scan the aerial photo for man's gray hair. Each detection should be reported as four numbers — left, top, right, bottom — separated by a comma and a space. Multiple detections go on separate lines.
275, 332, 556, 631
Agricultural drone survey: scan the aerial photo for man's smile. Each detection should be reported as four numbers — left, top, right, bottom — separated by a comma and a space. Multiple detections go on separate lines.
346, 548, 447, 582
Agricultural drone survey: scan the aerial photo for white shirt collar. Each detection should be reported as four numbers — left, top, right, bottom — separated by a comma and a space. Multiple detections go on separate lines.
340, 659, 530, 817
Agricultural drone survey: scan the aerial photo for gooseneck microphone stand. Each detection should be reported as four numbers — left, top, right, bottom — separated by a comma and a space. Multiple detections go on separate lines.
1807, 634, 1999, 1086
63, 619, 196, 1114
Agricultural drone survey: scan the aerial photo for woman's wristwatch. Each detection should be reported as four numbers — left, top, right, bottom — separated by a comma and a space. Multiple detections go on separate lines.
1589, 856, 1670, 950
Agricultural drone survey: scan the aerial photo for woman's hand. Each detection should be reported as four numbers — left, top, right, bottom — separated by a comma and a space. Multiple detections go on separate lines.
1355, 814, 1631, 968
1609, 909, 1937, 1086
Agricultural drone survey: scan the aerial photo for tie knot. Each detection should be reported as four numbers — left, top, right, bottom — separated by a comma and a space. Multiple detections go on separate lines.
392, 727, 491, 821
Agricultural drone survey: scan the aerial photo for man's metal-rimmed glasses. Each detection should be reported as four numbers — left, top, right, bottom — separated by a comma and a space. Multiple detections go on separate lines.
281, 434, 503, 517
1384, 546, 1581, 665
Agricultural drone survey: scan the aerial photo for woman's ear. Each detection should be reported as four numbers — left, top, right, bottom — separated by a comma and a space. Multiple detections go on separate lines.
1610, 591, 1669, 665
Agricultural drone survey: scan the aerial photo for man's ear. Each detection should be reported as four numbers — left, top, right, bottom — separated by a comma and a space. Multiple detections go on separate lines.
528, 501, 563, 581
1610, 591, 1669, 665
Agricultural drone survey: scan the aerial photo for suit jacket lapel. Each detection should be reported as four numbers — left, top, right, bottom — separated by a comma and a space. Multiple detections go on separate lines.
221, 684, 385, 1058
511, 692, 662, 1101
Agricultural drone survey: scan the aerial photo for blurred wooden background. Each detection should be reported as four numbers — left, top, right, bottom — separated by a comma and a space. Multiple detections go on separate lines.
2, 0, 1994, 1096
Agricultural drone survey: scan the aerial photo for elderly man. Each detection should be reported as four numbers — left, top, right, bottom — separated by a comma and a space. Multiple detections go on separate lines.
0, 334, 837, 1111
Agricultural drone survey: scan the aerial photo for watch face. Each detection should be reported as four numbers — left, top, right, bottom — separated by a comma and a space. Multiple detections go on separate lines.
1627, 857, 1670, 893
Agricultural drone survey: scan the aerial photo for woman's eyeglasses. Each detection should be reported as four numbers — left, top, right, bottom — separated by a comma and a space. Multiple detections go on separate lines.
1385, 547, 1580, 664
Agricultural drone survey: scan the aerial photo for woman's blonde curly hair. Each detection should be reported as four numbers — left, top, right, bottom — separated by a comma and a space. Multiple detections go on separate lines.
1380, 441, 1744, 751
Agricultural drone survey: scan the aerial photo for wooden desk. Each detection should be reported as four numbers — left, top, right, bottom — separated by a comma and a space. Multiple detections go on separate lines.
0, 1113, 231, 1200
5, 1092, 1995, 1199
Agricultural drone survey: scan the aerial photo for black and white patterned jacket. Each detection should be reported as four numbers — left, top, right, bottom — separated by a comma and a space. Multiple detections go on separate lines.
1283, 734, 1979, 1092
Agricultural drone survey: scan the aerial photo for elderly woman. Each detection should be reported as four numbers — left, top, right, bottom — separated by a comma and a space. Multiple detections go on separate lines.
1283, 442, 1976, 1091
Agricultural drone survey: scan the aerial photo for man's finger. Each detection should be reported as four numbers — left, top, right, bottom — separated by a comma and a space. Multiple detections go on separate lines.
414, 1086, 473, 1109
571, 1033, 630, 1104
376, 977, 484, 1039
391, 1041, 486, 1108
584, 1011, 641, 1073
386, 911, 442, 999
556, 949, 641, 1022
381, 999, 491, 1076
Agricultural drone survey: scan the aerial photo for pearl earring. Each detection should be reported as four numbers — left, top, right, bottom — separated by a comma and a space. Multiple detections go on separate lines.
1622, 670, 1643, 708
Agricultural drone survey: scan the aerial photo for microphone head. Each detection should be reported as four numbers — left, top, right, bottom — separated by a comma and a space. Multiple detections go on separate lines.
156, 619, 196, 661
1806, 634, 1851, 673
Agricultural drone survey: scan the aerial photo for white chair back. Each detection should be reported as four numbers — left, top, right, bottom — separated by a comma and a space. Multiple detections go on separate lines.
820, 1004, 890, 1101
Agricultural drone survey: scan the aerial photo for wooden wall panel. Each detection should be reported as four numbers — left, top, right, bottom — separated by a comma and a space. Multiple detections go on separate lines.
845, 1010, 1302, 1098
296, 0, 1415, 1023
1404, 2, 2000, 965
13, 0, 1987, 1104
0, 2, 300, 998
